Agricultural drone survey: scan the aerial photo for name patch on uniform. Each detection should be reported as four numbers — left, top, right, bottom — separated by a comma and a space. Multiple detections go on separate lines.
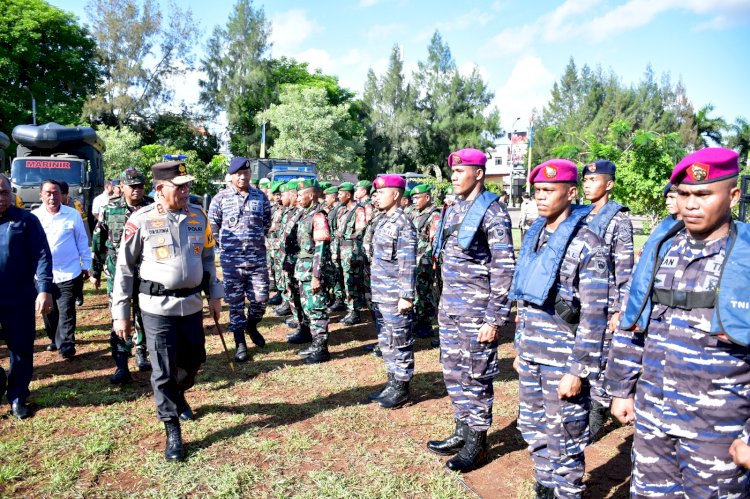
661, 256, 678, 268
148, 227, 169, 235
187, 226, 203, 232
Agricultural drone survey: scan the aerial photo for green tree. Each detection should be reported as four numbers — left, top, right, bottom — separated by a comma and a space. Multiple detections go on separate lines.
260, 85, 364, 178
84, 0, 198, 126
728, 116, 750, 168
0, 0, 101, 130
139, 111, 220, 164
96, 125, 142, 180
693, 103, 728, 147
134, 144, 220, 196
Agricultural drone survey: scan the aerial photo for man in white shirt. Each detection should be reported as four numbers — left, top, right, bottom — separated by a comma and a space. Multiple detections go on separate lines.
32, 180, 92, 359
92, 180, 114, 221
519, 194, 538, 239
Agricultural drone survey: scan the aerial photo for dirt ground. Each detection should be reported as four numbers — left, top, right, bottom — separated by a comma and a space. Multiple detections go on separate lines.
0, 285, 633, 498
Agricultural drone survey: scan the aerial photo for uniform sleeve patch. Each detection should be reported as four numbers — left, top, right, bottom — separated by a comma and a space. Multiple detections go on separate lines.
205, 223, 216, 248
355, 208, 367, 231
313, 212, 331, 242
123, 221, 138, 242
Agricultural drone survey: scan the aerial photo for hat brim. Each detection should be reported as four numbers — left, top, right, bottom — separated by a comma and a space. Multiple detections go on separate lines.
171, 175, 195, 186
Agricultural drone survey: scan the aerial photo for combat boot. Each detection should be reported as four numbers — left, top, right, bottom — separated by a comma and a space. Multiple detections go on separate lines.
274, 301, 291, 316
286, 324, 312, 344
232, 329, 250, 362
303, 337, 331, 364
427, 419, 468, 456
135, 346, 152, 372
285, 316, 299, 329
589, 399, 609, 441
110, 352, 132, 385
327, 299, 346, 312
246, 318, 266, 347
445, 428, 488, 472
413, 322, 434, 338
164, 419, 185, 461
268, 293, 282, 306
367, 372, 394, 401
177, 392, 194, 421
341, 310, 361, 326
534, 482, 555, 499
378, 380, 409, 409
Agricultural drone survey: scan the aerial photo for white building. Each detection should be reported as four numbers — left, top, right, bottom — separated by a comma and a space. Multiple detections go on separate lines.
487, 131, 528, 194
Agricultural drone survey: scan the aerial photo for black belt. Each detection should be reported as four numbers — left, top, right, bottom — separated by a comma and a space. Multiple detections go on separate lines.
139, 279, 202, 298
651, 288, 715, 310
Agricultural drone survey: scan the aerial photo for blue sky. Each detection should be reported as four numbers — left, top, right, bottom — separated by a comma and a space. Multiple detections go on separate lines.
52, 0, 750, 134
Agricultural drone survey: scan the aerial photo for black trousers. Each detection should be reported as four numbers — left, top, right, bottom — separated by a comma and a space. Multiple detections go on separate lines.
0, 302, 36, 404
42, 274, 83, 350
141, 311, 206, 421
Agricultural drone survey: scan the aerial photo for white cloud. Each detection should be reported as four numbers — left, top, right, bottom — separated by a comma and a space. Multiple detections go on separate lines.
269, 9, 319, 56
493, 56, 555, 129
295, 48, 337, 74
459, 62, 490, 82
487, 24, 538, 56
367, 23, 405, 39
415, 8, 494, 42
359, 0, 379, 6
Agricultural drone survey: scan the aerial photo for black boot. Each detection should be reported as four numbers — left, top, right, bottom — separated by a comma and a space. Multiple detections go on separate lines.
164, 419, 185, 461
427, 419, 468, 456
285, 316, 299, 329
413, 322, 434, 338
135, 346, 152, 372
233, 330, 250, 362
177, 392, 194, 421
430, 338, 440, 348
327, 299, 346, 312
303, 337, 331, 364
341, 310, 361, 326
378, 379, 409, 409
268, 293, 282, 306
446, 428, 488, 472
273, 301, 291, 316
246, 319, 266, 347
589, 399, 609, 441
372, 344, 382, 357
367, 372, 394, 402
110, 352, 132, 385
286, 324, 312, 344
534, 482, 555, 499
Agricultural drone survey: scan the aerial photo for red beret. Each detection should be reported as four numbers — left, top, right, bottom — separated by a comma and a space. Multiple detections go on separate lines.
447, 148, 487, 167
670, 148, 739, 185
372, 174, 406, 190
529, 159, 578, 184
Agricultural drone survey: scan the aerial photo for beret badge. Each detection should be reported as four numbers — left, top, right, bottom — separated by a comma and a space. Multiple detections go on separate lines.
689, 162, 709, 182
451, 154, 462, 165
544, 165, 557, 179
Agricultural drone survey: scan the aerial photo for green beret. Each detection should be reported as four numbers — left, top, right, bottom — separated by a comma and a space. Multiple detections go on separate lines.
338, 182, 355, 192
250, 178, 260, 186
259, 177, 271, 187
279, 183, 288, 193
403, 188, 412, 198
355, 180, 370, 189
411, 183, 432, 195
270, 181, 283, 194
319, 181, 332, 190
296, 178, 320, 190
324, 186, 339, 195
284, 180, 299, 191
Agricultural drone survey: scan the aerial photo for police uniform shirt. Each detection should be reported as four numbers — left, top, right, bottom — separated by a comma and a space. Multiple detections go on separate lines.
370, 207, 417, 305
111, 203, 224, 318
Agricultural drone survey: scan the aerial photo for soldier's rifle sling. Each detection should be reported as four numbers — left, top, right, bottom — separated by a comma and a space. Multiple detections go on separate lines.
212, 318, 235, 371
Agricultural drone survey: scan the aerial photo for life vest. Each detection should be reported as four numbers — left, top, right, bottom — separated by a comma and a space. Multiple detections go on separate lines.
432, 190, 499, 259
509, 204, 594, 306
621, 218, 750, 346
586, 201, 625, 239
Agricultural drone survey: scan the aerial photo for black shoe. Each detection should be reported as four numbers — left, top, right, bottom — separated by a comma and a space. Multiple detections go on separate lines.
372, 344, 382, 357
273, 302, 291, 317
135, 347, 152, 372
378, 380, 410, 409
285, 316, 299, 329
368, 373, 395, 402
234, 343, 250, 363
0, 368, 6, 403
427, 419, 468, 456
341, 311, 361, 326
327, 299, 346, 312
11, 400, 31, 420
246, 320, 266, 347
110, 367, 133, 385
534, 482, 555, 499
302, 337, 331, 364
59, 345, 76, 359
164, 419, 185, 461
445, 428, 488, 472
362, 343, 377, 352
46, 342, 57, 352
178, 399, 194, 421
430, 339, 440, 348
287, 325, 312, 344
413, 322, 435, 338
589, 399, 609, 441
76, 297, 84, 307
268, 293, 283, 306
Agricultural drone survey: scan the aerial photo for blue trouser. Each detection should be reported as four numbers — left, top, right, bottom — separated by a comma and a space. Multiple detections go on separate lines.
372, 302, 414, 381
222, 264, 268, 337
0, 302, 35, 405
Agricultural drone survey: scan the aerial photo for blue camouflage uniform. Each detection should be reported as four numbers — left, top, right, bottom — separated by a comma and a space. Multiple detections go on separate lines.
436, 193, 515, 431
370, 207, 417, 381
208, 185, 271, 342
514, 220, 610, 498
605, 227, 750, 498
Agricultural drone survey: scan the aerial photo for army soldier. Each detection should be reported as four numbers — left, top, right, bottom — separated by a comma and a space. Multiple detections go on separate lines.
91, 168, 154, 384
324, 185, 346, 311
409, 183, 441, 338
112, 161, 224, 462
208, 157, 271, 362
259, 177, 271, 198
289, 180, 333, 361
273, 183, 293, 316
427, 149, 515, 472
280, 181, 306, 334
267, 181, 285, 306
511, 159, 610, 498
335, 182, 367, 325
366, 175, 417, 408
354, 180, 374, 223
606, 148, 750, 497
401, 188, 413, 217
664, 182, 680, 218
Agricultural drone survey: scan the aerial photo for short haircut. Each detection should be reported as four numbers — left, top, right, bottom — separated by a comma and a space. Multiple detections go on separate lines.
59, 181, 70, 194
0, 173, 11, 190
41, 179, 63, 191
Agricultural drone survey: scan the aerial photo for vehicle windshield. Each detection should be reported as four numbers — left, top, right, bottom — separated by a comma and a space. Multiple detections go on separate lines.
11, 158, 85, 186
271, 173, 316, 182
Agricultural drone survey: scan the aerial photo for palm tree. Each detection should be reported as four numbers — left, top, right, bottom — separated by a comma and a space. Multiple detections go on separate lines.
693, 104, 728, 147
728, 116, 750, 169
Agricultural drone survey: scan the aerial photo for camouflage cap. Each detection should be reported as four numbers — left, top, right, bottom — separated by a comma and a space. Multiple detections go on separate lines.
338, 182, 355, 192
410, 183, 432, 195
324, 186, 339, 195
120, 167, 146, 186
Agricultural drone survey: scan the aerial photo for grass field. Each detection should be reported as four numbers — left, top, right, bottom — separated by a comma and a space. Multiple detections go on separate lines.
0, 276, 634, 498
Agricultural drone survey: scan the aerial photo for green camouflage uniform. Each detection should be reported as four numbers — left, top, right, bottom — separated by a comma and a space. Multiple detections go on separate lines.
410, 202, 441, 330
282, 202, 306, 324
336, 201, 367, 313
295, 201, 331, 337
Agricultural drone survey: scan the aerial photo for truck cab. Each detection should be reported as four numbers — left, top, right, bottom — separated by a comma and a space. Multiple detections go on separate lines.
251, 158, 317, 183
